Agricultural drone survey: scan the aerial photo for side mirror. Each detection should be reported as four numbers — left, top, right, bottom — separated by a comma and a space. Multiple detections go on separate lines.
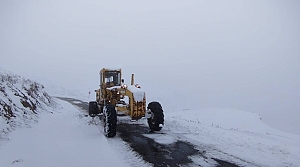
121, 79, 124, 83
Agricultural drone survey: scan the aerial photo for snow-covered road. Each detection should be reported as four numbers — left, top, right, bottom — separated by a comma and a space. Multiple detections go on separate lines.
61, 97, 242, 167
59, 97, 300, 167
0, 99, 149, 167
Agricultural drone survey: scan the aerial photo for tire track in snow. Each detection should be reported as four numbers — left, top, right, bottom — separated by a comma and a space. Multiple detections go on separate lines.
56, 97, 152, 167
59, 97, 243, 167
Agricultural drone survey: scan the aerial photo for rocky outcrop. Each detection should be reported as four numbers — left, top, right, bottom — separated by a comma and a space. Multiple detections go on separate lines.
0, 69, 57, 140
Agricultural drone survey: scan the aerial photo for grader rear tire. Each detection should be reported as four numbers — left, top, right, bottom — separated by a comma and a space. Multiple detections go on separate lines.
88, 101, 99, 117
147, 101, 164, 131
103, 104, 117, 137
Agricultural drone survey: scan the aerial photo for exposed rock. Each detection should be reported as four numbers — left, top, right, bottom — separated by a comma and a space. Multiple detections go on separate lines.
0, 69, 57, 140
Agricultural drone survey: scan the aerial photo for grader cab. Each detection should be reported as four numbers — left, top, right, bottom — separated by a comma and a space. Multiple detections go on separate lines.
89, 68, 164, 137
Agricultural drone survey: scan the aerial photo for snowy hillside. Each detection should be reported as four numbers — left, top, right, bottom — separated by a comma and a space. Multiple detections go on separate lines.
0, 69, 56, 140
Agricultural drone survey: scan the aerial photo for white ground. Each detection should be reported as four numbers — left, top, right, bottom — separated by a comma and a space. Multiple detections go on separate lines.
1, 72, 300, 167
0, 98, 150, 167
163, 109, 300, 167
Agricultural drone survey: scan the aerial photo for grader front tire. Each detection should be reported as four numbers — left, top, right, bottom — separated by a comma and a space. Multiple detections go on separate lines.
103, 104, 117, 137
147, 101, 164, 131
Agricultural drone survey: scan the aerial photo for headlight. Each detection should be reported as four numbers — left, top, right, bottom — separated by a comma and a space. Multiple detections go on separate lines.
135, 84, 141, 88
122, 84, 127, 89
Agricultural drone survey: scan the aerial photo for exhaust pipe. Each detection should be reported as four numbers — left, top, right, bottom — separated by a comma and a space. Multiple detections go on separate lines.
131, 74, 134, 85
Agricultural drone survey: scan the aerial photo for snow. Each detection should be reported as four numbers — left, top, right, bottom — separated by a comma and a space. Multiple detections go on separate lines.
106, 86, 121, 90
1, 0, 300, 166
127, 85, 145, 102
102, 68, 122, 71
164, 109, 300, 166
0, 99, 150, 167
0, 70, 56, 140
105, 85, 145, 102
1, 70, 300, 166
143, 133, 177, 145
0, 71, 150, 167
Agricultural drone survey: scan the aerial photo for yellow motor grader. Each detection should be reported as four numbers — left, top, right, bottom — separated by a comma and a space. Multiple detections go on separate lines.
89, 68, 164, 137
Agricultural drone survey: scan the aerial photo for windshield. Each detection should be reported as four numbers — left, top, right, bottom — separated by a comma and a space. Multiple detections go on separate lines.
104, 71, 121, 86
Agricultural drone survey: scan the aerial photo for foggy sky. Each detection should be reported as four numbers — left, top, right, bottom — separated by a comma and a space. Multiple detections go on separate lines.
1, 1, 299, 134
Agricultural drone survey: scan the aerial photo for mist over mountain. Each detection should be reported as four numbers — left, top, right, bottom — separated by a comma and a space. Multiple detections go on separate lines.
0, 1, 299, 134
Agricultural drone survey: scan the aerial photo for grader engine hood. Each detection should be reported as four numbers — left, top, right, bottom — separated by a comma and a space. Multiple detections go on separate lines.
126, 85, 146, 120
126, 85, 145, 102
105, 84, 146, 120
106, 85, 145, 102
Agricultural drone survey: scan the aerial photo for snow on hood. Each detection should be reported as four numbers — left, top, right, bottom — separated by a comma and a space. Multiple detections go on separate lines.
106, 86, 121, 90
102, 68, 121, 71
105, 85, 145, 102
127, 85, 145, 102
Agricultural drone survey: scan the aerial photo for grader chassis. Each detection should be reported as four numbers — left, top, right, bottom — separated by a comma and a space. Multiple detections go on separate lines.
89, 68, 164, 137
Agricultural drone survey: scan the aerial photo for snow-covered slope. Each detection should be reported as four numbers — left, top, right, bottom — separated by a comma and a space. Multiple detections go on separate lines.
0, 69, 56, 140
163, 109, 300, 166
0, 69, 149, 167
